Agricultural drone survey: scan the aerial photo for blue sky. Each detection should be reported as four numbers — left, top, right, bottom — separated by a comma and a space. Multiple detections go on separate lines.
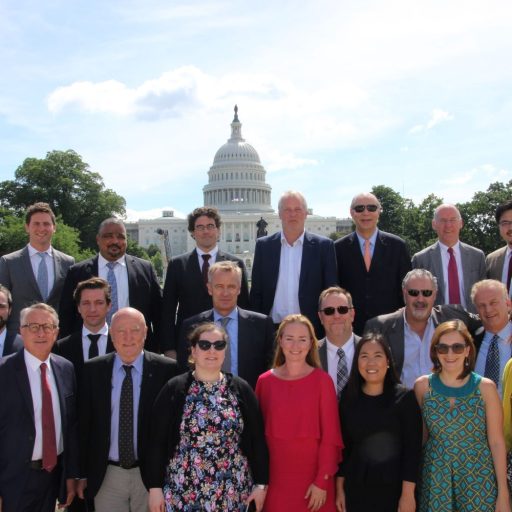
1, 0, 511, 221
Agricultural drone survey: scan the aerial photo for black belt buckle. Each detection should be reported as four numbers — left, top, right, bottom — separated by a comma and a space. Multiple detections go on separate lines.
108, 460, 139, 469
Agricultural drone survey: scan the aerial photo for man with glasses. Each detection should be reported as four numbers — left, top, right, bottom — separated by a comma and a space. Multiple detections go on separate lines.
364, 269, 480, 388
486, 200, 512, 292
412, 204, 485, 312
335, 192, 411, 334
161, 207, 249, 359
0, 285, 22, 357
317, 287, 360, 395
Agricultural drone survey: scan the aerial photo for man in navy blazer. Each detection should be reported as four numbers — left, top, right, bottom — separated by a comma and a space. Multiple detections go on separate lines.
250, 191, 338, 337
0, 285, 23, 357
0, 303, 78, 512
59, 218, 162, 352
335, 192, 411, 335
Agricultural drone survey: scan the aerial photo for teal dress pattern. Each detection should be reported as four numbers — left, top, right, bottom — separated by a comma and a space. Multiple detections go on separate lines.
163, 376, 253, 511
419, 372, 497, 511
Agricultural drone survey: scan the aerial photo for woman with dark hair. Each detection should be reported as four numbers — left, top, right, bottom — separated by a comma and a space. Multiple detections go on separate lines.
147, 322, 269, 512
256, 314, 342, 511
414, 320, 510, 512
335, 332, 422, 512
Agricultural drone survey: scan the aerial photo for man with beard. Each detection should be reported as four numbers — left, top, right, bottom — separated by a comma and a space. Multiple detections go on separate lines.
0, 285, 22, 357
364, 268, 480, 388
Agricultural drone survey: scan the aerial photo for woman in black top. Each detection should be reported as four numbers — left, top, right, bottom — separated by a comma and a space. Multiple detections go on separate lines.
336, 333, 422, 512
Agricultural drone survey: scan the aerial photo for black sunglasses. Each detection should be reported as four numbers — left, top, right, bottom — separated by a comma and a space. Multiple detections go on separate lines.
435, 343, 467, 354
352, 204, 379, 213
407, 289, 434, 297
320, 306, 353, 315
196, 339, 227, 351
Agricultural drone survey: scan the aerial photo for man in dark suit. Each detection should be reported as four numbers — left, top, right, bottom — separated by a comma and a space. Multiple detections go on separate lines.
55, 277, 114, 387
486, 200, 512, 293
0, 285, 22, 357
317, 287, 360, 396
59, 218, 162, 352
161, 206, 249, 358
335, 192, 411, 335
77, 307, 177, 511
0, 303, 78, 512
412, 203, 486, 312
177, 261, 274, 388
250, 191, 338, 337
364, 269, 481, 388
0, 202, 75, 332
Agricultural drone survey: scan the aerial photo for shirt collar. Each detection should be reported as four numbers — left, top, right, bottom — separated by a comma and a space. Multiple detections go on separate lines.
325, 335, 354, 355
114, 351, 144, 373
82, 323, 109, 337
355, 229, 378, 247
24, 348, 52, 371
28, 244, 53, 257
213, 307, 238, 321
280, 230, 305, 247
486, 321, 512, 341
438, 240, 460, 252
98, 253, 126, 268
196, 246, 219, 259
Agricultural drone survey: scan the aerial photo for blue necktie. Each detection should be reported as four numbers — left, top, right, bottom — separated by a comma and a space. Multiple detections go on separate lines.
37, 252, 49, 301
106, 262, 118, 322
484, 334, 500, 386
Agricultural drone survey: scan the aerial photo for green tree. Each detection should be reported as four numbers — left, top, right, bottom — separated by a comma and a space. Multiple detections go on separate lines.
371, 185, 408, 238
151, 251, 164, 281
126, 237, 149, 260
146, 244, 161, 258
0, 150, 126, 250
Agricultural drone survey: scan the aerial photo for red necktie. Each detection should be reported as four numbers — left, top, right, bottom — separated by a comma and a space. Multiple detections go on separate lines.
201, 254, 211, 286
448, 247, 461, 304
40, 363, 57, 472
507, 253, 512, 294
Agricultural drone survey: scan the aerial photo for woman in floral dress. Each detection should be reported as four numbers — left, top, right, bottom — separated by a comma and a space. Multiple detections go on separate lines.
147, 323, 269, 512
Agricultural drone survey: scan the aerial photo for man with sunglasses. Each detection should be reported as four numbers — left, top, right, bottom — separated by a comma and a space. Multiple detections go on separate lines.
412, 203, 485, 313
335, 192, 411, 335
177, 261, 274, 388
317, 287, 360, 395
364, 269, 480, 388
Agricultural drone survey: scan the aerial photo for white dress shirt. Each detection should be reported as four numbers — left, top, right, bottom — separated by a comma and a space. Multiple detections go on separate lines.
196, 246, 219, 269
98, 254, 129, 308
81, 323, 109, 362
438, 241, 466, 308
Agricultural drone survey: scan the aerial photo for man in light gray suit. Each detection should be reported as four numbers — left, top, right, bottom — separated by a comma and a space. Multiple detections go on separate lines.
486, 200, 512, 293
0, 202, 74, 332
364, 269, 481, 388
411, 203, 485, 312
317, 286, 360, 396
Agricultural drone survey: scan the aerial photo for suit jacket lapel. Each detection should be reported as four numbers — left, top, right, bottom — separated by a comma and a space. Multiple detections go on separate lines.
22, 246, 42, 299
50, 355, 68, 432
186, 250, 206, 289
14, 350, 35, 423
299, 233, 314, 292
432, 243, 445, 299
318, 339, 328, 371
459, 243, 472, 298
348, 232, 367, 273
268, 234, 282, 295
48, 250, 64, 301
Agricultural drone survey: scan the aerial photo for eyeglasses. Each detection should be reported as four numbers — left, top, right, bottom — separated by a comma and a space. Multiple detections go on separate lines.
196, 339, 227, 351
195, 224, 217, 232
435, 343, 467, 354
320, 306, 353, 315
499, 220, 512, 228
21, 323, 58, 333
407, 289, 434, 297
352, 204, 379, 213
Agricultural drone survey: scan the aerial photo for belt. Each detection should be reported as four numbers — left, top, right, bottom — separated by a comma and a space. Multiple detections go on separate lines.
29, 454, 62, 470
108, 460, 139, 469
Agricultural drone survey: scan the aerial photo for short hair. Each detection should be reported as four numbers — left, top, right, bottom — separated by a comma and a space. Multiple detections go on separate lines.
0, 284, 12, 307
433, 203, 461, 221
430, 320, 475, 379
350, 193, 382, 210
73, 277, 112, 305
20, 303, 59, 327
97, 217, 126, 235
402, 268, 438, 292
318, 286, 353, 310
187, 207, 222, 233
272, 314, 320, 368
208, 261, 242, 285
25, 202, 56, 225
470, 279, 507, 304
495, 200, 512, 224
278, 191, 308, 212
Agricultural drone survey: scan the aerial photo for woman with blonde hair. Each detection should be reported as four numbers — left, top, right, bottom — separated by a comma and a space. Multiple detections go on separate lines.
256, 314, 343, 511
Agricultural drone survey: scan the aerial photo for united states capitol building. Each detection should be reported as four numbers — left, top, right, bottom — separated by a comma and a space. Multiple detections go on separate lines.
127, 107, 351, 271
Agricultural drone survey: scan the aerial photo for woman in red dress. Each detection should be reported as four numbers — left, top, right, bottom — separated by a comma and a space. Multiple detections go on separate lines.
256, 314, 343, 511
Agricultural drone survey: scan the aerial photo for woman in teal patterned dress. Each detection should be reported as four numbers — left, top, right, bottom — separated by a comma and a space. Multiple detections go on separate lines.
414, 320, 510, 512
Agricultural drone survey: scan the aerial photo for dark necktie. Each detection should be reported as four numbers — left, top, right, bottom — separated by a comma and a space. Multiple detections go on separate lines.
336, 348, 349, 396
201, 254, 211, 286
447, 247, 461, 304
106, 262, 118, 323
119, 365, 135, 468
484, 334, 500, 386
219, 317, 231, 372
507, 254, 512, 294
40, 363, 57, 472
87, 334, 101, 359
37, 252, 49, 301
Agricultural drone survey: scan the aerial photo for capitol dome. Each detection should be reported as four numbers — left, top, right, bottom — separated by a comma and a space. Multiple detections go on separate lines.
203, 106, 273, 213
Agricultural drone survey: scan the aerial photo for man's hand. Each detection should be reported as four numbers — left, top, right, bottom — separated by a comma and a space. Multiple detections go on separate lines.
57, 478, 76, 509
76, 479, 87, 500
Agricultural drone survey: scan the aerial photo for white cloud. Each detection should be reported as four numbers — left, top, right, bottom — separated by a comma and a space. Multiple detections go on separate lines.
409, 108, 454, 134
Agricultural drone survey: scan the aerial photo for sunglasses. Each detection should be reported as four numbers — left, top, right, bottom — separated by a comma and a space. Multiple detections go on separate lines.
407, 289, 434, 297
352, 204, 379, 213
435, 343, 467, 354
196, 339, 227, 351
320, 306, 353, 315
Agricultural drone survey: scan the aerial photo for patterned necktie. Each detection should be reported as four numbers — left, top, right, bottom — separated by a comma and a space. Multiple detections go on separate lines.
447, 247, 461, 304
87, 333, 101, 359
507, 253, 512, 295
336, 348, 349, 396
106, 262, 118, 322
119, 365, 135, 468
484, 334, 500, 386
363, 239, 371, 271
201, 254, 211, 286
37, 252, 49, 301
40, 363, 57, 472
219, 317, 231, 372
